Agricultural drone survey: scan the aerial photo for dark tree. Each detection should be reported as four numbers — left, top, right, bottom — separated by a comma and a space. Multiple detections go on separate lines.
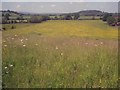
64, 15, 72, 20
54, 16, 58, 20
42, 16, 50, 21
4, 13, 10, 20
117, 17, 120, 22
2, 17, 7, 24
74, 13, 79, 20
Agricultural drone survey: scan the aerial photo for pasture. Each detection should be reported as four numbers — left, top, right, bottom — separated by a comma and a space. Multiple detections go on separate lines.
2, 20, 118, 88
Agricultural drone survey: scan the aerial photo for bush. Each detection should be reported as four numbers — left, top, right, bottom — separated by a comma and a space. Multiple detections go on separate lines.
11, 26, 15, 29
107, 16, 116, 25
30, 16, 42, 23
2, 27, 6, 30
30, 15, 50, 23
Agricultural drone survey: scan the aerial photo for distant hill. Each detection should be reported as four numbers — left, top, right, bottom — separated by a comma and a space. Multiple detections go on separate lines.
1, 10, 104, 16
1, 10, 23, 16
1, 10, 31, 20
78, 10, 103, 16
1, 10, 118, 20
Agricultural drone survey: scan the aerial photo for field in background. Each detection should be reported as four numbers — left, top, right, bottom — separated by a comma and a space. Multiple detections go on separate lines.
2, 20, 118, 88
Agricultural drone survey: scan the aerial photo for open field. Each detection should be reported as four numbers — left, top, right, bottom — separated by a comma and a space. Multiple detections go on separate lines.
2, 20, 118, 88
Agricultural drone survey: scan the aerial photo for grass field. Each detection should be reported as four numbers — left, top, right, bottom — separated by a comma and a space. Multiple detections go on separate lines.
2, 20, 118, 88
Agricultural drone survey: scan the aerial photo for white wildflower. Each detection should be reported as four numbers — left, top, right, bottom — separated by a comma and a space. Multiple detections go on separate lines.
6, 72, 8, 74
35, 44, 38, 46
60, 53, 63, 56
21, 39, 23, 42
100, 42, 103, 45
23, 45, 26, 47
15, 35, 17, 37
55, 46, 58, 50
4, 45, 7, 47
5, 66, 7, 69
94, 44, 98, 47
25, 38, 28, 41
85, 43, 88, 45
9, 64, 13, 67
12, 38, 14, 40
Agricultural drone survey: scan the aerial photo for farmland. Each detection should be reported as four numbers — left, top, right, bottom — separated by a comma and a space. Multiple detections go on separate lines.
2, 20, 118, 88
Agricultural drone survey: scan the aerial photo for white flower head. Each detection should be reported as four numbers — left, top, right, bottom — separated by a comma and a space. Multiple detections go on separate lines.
10, 64, 13, 67
12, 38, 14, 40
94, 44, 98, 47
15, 35, 17, 37
100, 42, 103, 45
60, 53, 63, 56
25, 38, 28, 41
35, 44, 38, 46
5, 66, 7, 69
55, 46, 58, 50
4, 45, 7, 47
85, 43, 88, 45
6, 72, 8, 74
23, 45, 26, 47
21, 39, 23, 42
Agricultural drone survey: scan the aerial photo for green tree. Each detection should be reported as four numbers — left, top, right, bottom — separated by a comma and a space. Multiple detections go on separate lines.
107, 16, 116, 25
102, 13, 111, 21
30, 16, 42, 23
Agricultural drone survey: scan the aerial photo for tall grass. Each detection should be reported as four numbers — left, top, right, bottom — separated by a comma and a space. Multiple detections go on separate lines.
2, 20, 118, 88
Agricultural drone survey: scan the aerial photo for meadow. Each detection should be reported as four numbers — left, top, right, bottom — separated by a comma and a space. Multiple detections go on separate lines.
2, 20, 118, 88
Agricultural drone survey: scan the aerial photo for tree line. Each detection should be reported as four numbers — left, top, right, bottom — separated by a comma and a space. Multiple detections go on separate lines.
102, 13, 120, 26
1, 10, 120, 27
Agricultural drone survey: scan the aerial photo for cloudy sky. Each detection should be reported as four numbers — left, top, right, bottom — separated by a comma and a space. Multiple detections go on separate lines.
1, 0, 120, 2
1, 0, 119, 13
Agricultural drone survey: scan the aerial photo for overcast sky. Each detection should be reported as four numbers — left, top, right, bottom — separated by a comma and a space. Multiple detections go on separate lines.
2, 1, 119, 13
1, 0, 120, 2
